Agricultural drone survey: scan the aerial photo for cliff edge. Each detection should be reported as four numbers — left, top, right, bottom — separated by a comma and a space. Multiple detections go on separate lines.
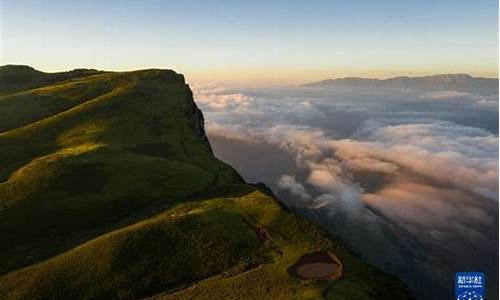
0, 66, 413, 300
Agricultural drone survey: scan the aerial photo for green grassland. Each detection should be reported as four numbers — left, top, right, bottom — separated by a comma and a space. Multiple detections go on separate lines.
0, 65, 413, 300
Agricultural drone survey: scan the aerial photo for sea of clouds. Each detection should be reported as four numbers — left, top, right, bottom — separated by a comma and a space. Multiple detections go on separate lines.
192, 82, 498, 299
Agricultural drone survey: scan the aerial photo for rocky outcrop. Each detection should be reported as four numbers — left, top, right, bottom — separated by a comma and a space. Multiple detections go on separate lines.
185, 84, 213, 154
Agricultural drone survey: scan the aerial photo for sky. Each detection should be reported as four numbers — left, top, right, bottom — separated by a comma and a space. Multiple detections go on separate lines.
1, 0, 498, 84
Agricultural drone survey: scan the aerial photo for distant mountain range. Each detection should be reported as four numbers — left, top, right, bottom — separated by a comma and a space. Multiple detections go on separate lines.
303, 74, 498, 93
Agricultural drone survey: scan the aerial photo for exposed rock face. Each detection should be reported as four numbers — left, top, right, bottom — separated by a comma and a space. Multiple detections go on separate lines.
185, 85, 213, 154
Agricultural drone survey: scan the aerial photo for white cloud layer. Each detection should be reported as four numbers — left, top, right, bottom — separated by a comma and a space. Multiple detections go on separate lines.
420, 90, 498, 110
194, 83, 498, 231
192, 83, 498, 298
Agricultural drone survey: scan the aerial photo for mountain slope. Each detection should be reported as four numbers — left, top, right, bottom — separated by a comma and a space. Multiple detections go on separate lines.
0, 66, 413, 300
304, 73, 498, 93
0, 65, 104, 96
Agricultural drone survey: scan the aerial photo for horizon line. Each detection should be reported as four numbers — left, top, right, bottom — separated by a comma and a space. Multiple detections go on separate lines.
2, 63, 499, 83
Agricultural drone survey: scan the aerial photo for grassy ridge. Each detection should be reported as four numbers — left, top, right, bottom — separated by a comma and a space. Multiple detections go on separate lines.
0, 67, 242, 274
0, 191, 411, 300
0, 65, 104, 96
0, 194, 262, 300
0, 66, 413, 300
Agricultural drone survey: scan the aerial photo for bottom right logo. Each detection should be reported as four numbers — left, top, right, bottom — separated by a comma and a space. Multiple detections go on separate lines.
455, 272, 485, 300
